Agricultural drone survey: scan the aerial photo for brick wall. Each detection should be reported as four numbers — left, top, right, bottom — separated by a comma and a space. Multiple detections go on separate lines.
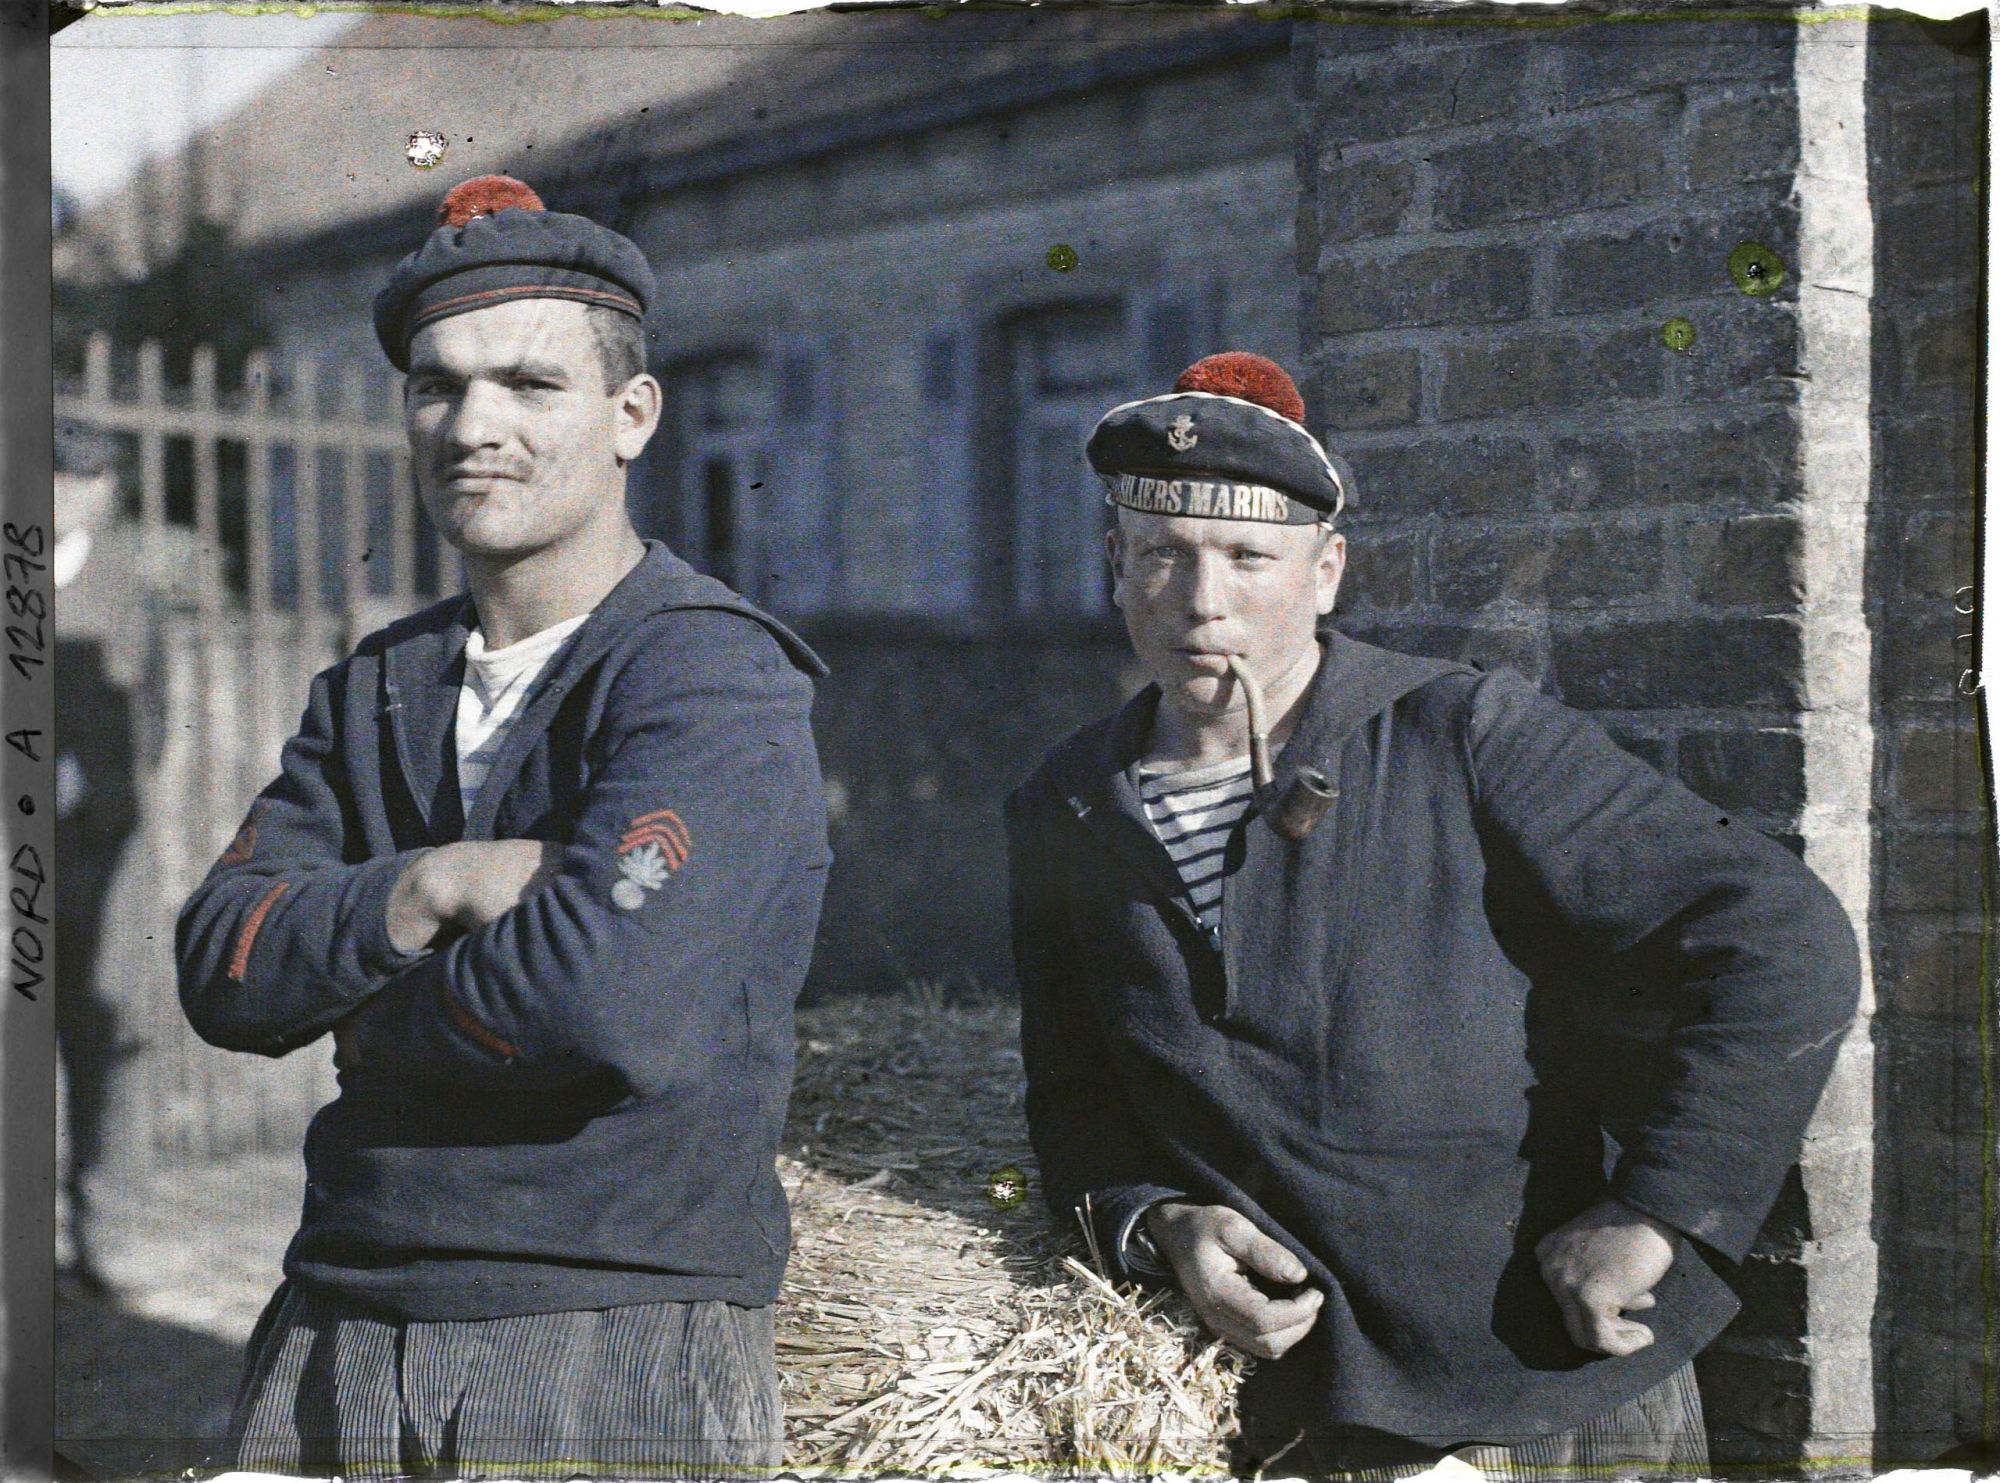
1298, 13, 1985, 1466
1298, 17, 1803, 734
1864, 16, 1989, 1463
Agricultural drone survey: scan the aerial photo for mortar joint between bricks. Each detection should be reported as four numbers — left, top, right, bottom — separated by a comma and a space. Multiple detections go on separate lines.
1324, 200, 1670, 258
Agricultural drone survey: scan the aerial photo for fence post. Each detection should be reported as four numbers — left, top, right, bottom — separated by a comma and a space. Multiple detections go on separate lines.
189, 345, 233, 857
243, 349, 276, 803
190, 344, 219, 609
83, 331, 111, 425
341, 364, 368, 643
387, 373, 417, 604
291, 357, 322, 631
136, 340, 166, 554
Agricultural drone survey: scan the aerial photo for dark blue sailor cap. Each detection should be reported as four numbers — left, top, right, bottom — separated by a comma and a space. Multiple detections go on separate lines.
372, 175, 656, 372
1087, 352, 1348, 525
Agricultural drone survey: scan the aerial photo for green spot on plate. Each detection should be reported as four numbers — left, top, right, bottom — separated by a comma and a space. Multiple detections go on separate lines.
1045, 243, 1079, 274
1661, 317, 1697, 353
1728, 242, 1786, 297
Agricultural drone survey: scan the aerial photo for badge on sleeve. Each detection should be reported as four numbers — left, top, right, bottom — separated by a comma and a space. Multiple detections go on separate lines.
611, 809, 691, 910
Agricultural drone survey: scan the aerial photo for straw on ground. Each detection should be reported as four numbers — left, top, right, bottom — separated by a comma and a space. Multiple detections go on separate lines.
776, 988, 1248, 1476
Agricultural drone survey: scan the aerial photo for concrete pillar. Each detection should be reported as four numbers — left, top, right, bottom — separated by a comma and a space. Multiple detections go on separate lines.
1792, 16, 1878, 1469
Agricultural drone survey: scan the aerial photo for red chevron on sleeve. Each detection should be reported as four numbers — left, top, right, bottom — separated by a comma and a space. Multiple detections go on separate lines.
447, 989, 520, 1061
220, 804, 263, 866
616, 808, 692, 869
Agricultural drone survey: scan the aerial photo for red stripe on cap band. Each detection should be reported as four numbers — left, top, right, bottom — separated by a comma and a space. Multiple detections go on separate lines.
407, 282, 643, 330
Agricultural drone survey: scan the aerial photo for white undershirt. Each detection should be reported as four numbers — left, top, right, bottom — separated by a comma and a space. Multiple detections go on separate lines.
454, 614, 590, 817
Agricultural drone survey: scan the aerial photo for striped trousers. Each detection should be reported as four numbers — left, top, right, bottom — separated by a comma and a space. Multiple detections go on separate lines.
229, 1281, 783, 1480
1267, 1362, 1709, 1482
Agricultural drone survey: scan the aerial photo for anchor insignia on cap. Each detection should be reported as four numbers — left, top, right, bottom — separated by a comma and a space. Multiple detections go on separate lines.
1166, 414, 1198, 452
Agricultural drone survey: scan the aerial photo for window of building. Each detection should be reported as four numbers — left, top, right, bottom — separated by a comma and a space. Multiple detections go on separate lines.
637, 351, 774, 597
988, 300, 1134, 621
635, 343, 839, 616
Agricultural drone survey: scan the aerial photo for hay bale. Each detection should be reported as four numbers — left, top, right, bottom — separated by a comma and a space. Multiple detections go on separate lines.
778, 990, 1247, 1475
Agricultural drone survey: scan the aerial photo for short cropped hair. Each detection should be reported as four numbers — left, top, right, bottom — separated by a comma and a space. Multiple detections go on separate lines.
586, 306, 647, 394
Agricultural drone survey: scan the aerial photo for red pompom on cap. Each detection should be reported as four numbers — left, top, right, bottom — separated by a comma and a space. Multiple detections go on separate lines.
1174, 351, 1306, 426
437, 175, 545, 228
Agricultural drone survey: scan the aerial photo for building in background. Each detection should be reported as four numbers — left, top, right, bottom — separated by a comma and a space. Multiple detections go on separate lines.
215, 12, 1297, 633
52, 7, 1990, 1471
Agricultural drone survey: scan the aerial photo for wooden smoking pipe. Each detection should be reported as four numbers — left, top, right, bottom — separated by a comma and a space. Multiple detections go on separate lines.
1226, 653, 1338, 841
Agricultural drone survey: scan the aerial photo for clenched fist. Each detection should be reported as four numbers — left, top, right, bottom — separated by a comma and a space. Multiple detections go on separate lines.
385, 839, 563, 954
1145, 1201, 1323, 1361
1535, 1198, 1678, 1357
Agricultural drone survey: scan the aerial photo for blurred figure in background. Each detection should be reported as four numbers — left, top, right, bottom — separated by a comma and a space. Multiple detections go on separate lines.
54, 419, 160, 1295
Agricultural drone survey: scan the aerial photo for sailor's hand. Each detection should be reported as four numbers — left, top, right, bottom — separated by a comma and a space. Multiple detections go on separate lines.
387, 841, 562, 952
1147, 1201, 1323, 1360
1536, 1198, 1677, 1357
437, 840, 563, 930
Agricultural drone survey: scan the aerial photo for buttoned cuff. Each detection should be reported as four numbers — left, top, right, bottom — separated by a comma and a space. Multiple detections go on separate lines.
1080, 1183, 1186, 1286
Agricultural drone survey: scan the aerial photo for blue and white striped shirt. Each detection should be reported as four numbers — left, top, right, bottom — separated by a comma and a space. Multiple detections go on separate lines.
1136, 755, 1255, 930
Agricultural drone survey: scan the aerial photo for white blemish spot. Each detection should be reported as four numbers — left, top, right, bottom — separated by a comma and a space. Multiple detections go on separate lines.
406, 131, 447, 170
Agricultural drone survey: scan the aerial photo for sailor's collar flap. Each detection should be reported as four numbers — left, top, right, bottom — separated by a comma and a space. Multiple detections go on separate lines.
1282, 630, 1477, 776
621, 543, 830, 681
377, 596, 475, 839
1042, 683, 1161, 822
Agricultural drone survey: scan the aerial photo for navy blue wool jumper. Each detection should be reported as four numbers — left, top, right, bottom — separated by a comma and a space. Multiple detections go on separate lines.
178, 543, 830, 1320
1006, 631, 1860, 1452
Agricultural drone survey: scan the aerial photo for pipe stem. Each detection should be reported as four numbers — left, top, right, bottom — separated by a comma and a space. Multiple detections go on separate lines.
1226, 654, 1276, 793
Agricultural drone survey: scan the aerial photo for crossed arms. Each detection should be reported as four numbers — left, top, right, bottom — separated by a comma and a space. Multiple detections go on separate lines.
176, 611, 823, 1098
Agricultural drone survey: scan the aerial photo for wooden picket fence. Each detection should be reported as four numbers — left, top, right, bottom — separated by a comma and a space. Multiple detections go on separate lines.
56, 332, 446, 1165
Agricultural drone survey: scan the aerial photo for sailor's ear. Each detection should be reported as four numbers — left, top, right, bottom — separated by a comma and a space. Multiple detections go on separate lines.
612, 373, 664, 465
1314, 526, 1346, 617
